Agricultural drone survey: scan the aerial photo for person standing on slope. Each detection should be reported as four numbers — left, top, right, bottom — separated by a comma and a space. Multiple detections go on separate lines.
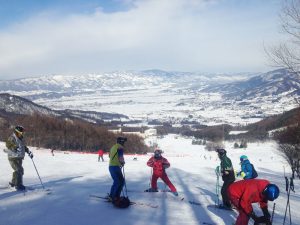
236, 155, 257, 180
228, 179, 279, 225
216, 148, 235, 209
98, 149, 104, 162
4, 125, 33, 191
108, 137, 127, 205
146, 149, 178, 196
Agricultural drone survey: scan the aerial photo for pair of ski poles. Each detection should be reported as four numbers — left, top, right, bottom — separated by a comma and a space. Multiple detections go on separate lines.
283, 176, 294, 225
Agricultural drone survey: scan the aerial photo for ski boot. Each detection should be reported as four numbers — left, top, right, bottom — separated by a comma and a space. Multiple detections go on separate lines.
16, 184, 26, 191
144, 188, 158, 192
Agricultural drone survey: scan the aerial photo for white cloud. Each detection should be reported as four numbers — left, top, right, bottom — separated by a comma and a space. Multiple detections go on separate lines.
0, 0, 281, 79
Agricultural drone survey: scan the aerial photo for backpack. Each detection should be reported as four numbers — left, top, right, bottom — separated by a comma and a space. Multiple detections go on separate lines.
113, 196, 131, 208
251, 164, 258, 178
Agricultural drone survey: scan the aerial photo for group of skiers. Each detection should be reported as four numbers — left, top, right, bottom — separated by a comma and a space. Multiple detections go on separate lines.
216, 148, 279, 225
3, 125, 280, 225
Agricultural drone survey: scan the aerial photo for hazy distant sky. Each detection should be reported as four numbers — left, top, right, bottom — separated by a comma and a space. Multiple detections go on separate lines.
0, 0, 283, 79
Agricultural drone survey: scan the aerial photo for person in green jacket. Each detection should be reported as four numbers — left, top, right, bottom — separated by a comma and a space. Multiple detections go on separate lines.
108, 136, 127, 205
3, 125, 33, 191
216, 148, 235, 209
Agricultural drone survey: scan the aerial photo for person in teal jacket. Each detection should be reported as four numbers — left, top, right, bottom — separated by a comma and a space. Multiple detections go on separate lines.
237, 155, 257, 180
108, 137, 127, 205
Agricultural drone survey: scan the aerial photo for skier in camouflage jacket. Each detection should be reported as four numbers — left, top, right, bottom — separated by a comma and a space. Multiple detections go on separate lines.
4, 125, 33, 191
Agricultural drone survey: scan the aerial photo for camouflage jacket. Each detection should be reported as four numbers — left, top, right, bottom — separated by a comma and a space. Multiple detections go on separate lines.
4, 133, 26, 159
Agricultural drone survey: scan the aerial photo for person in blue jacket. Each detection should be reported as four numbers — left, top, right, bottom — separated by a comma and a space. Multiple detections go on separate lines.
237, 155, 257, 180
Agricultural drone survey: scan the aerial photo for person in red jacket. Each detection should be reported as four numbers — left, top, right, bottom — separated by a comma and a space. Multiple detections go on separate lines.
146, 149, 178, 196
98, 149, 104, 162
228, 179, 279, 225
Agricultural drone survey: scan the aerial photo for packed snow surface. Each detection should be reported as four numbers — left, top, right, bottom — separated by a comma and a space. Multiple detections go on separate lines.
0, 135, 299, 225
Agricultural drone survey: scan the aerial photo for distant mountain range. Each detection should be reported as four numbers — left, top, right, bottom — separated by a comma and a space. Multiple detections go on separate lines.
0, 69, 298, 101
203, 69, 300, 100
0, 70, 257, 99
0, 68, 299, 126
0, 93, 128, 123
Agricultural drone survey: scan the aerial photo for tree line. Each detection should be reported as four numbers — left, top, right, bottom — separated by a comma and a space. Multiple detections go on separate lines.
0, 113, 149, 154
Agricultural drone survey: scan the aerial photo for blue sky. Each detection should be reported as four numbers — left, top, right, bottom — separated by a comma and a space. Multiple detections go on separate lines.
0, 0, 283, 79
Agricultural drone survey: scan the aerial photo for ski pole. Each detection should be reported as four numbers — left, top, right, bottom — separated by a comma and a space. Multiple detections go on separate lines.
283, 177, 289, 225
271, 202, 276, 224
215, 166, 220, 206
289, 177, 294, 225
30, 157, 45, 189
122, 166, 128, 197
149, 168, 153, 188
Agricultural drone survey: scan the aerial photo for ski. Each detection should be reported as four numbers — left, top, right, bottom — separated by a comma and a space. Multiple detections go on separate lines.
89, 194, 158, 208
22, 187, 52, 195
202, 222, 217, 225
207, 204, 233, 211
129, 189, 184, 200
189, 200, 202, 206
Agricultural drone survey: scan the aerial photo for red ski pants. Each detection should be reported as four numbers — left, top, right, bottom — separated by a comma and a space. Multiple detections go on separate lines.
235, 209, 250, 225
151, 173, 177, 192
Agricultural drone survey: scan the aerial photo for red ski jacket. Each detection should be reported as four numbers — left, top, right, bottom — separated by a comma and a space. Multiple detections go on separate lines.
147, 156, 170, 175
228, 179, 269, 215
98, 149, 104, 156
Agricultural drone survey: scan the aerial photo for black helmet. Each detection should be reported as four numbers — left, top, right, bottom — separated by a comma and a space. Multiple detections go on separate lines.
262, 184, 280, 201
154, 149, 162, 158
117, 137, 127, 145
216, 148, 226, 156
15, 125, 24, 134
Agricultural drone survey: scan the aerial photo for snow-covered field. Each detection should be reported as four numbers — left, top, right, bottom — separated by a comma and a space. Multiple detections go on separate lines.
0, 135, 299, 225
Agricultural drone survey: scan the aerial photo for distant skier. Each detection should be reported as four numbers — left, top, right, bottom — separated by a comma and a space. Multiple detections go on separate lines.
236, 155, 258, 180
108, 137, 127, 205
216, 148, 235, 209
146, 149, 178, 196
228, 179, 279, 225
98, 149, 104, 162
3, 125, 34, 191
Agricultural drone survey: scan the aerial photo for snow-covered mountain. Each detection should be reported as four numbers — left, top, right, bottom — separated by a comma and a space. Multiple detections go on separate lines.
0, 93, 128, 123
0, 69, 298, 126
0, 70, 254, 96
204, 69, 300, 100
0, 93, 59, 116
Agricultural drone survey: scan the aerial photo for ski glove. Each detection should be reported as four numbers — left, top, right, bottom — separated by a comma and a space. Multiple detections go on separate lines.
262, 207, 271, 219
240, 172, 246, 178
27, 151, 34, 159
262, 207, 271, 225
25, 147, 33, 159
249, 211, 259, 222
253, 216, 272, 225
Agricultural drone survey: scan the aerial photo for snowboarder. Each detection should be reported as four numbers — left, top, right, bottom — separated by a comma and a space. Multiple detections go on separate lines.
146, 149, 178, 196
108, 137, 127, 205
3, 125, 34, 191
228, 179, 279, 225
98, 149, 104, 162
236, 155, 257, 180
216, 148, 235, 209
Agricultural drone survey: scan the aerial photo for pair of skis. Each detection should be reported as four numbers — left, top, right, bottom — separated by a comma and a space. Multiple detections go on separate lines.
0, 185, 52, 195
89, 194, 158, 208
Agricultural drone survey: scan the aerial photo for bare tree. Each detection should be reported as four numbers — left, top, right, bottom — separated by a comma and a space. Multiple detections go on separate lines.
274, 110, 300, 178
267, 0, 300, 73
